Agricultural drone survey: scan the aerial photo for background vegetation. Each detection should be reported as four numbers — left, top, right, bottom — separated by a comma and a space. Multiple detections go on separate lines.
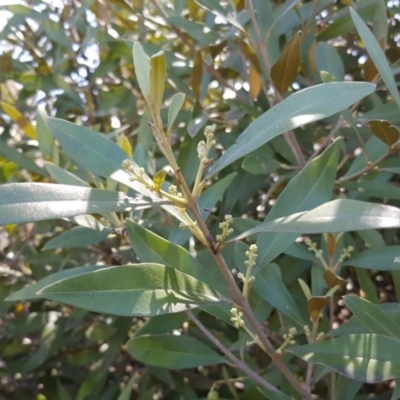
2, 0, 400, 399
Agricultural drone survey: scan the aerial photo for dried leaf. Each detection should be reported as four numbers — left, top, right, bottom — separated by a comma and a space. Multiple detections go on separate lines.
271, 32, 301, 96
368, 119, 400, 147
249, 63, 262, 99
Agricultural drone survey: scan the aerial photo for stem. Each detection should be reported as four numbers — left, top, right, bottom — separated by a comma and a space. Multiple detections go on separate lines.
187, 309, 280, 393
329, 297, 337, 400
245, 0, 306, 168
187, 202, 311, 399
335, 150, 391, 184
305, 320, 319, 393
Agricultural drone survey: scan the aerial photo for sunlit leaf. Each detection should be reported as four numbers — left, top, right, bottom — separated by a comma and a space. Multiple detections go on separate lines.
133, 42, 151, 100
288, 334, 400, 383
350, 8, 400, 108
206, 82, 375, 178
167, 92, 185, 132
0, 183, 148, 226
231, 199, 400, 241
150, 51, 166, 122
38, 264, 227, 316
344, 295, 400, 339
1, 102, 36, 139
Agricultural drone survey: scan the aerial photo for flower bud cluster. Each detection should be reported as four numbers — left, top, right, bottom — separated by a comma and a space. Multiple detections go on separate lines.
230, 307, 245, 329
197, 125, 216, 164
216, 215, 233, 242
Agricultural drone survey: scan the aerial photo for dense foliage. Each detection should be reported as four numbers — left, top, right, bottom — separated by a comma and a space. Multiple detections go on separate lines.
2, 1, 400, 399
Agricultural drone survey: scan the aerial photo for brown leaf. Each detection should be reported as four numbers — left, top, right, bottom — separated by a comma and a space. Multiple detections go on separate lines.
192, 51, 203, 100
249, 64, 262, 99
271, 32, 301, 96
368, 119, 400, 147
363, 37, 385, 82
308, 297, 330, 322
324, 269, 347, 290
326, 233, 336, 261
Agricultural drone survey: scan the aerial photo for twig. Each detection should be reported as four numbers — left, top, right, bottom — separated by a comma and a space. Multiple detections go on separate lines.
187, 309, 280, 393
335, 150, 391, 184
245, 0, 306, 167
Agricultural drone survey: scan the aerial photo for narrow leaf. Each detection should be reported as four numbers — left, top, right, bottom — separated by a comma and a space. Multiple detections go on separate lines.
192, 50, 203, 100
125, 219, 228, 296
344, 295, 400, 339
126, 334, 224, 369
253, 263, 305, 326
271, 32, 301, 96
288, 333, 400, 383
249, 63, 262, 99
257, 139, 340, 265
47, 118, 188, 224
38, 264, 226, 316
43, 226, 110, 250
0, 183, 146, 226
133, 42, 151, 99
6, 265, 101, 302
206, 82, 375, 178
231, 199, 400, 240
343, 246, 400, 271
44, 162, 89, 187
167, 92, 185, 132
350, 8, 400, 108
363, 37, 385, 82
36, 107, 54, 158
0, 102, 36, 139
117, 133, 133, 158
150, 51, 166, 118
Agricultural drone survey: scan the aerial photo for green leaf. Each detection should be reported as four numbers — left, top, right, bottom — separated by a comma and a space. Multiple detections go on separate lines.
44, 162, 89, 187
288, 333, 400, 383
206, 82, 375, 178
0, 183, 145, 226
350, 8, 400, 108
342, 180, 400, 201
167, 93, 185, 132
47, 118, 188, 224
199, 172, 237, 219
48, 118, 132, 183
6, 265, 101, 302
316, 42, 345, 81
133, 42, 151, 99
343, 246, 400, 271
230, 199, 400, 241
258, 388, 292, 400
256, 139, 340, 265
134, 312, 189, 337
355, 267, 379, 304
253, 263, 305, 326
125, 219, 228, 296
38, 264, 226, 316
117, 374, 138, 400
36, 107, 54, 159
0, 141, 46, 176
150, 51, 166, 117
43, 226, 110, 250
241, 153, 281, 175
126, 334, 225, 369
344, 295, 400, 339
